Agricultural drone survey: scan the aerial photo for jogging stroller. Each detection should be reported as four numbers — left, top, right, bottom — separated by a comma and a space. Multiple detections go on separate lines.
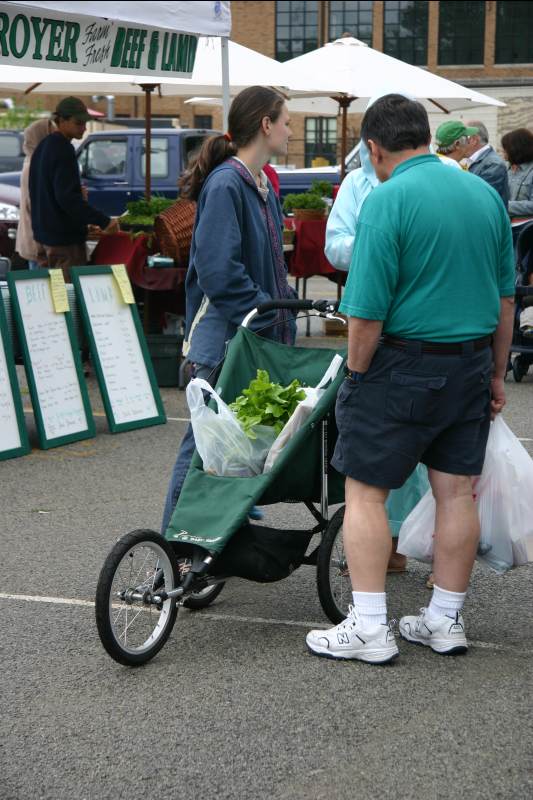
509, 221, 533, 382
95, 299, 356, 666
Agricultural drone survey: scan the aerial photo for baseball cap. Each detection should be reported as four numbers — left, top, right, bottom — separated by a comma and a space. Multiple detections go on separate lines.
54, 96, 93, 122
435, 120, 479, 148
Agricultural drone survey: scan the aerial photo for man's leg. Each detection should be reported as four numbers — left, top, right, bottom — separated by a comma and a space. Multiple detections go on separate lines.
306, 477, 399, 663
430, 469, 479, 592
43, 243, 87, 282
399, 469, 476, 655
344, 477, 391, 592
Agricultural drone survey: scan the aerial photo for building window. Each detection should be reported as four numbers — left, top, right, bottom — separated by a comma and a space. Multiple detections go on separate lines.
276, 0, 318, 62
383, 1, 428, 66
495, 1, 533, 64
304, 117, 337, 167
438, 1, 485, 65
194, 114, 213, 129
329, 1, 373, 45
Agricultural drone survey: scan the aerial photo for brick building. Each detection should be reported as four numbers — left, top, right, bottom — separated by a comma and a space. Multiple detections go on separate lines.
12, 1, 533, 168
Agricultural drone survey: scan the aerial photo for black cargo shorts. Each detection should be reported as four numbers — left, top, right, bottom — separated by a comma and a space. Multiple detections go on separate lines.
332, 340, 493, 489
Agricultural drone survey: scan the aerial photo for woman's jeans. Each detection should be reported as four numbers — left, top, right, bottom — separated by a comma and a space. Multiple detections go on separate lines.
160, 363, 219, 534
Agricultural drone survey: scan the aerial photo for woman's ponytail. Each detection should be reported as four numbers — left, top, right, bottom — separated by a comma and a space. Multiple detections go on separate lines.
179, 134, 237, 201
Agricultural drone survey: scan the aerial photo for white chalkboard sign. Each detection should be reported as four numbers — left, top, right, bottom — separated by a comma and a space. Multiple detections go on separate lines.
0, 289, 30, 460
71, 266, 165, 433
7, 271, 95, 449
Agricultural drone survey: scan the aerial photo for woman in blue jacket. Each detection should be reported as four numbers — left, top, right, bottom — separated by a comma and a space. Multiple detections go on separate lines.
161, 86, 296, 532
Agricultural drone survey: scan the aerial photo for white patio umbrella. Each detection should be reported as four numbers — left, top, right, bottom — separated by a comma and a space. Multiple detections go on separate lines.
281, 37, 505, 178
0, 37, 286, 98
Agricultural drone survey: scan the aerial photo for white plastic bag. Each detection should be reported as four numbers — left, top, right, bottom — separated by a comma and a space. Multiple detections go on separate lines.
398, 417, 533, 572
474, 416, 533, 572
186, 378, 277, 477
396, 488, 435, 563
263, 354, 344, 472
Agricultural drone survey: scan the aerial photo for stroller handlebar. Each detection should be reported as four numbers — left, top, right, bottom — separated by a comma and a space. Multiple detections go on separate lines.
256, 298, 340, 314
241, 299, 342, 330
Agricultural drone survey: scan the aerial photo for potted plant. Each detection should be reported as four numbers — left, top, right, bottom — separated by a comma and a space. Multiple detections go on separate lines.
309, 180, 333, 199
282, 192, 327, 220
120, 196, 177, 233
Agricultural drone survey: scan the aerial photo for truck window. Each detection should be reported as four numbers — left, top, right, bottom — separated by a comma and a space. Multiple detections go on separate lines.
141, 138, 169, 178
84, 139, 127, 177
0, 135, 21, 157
183, 135, 207, 168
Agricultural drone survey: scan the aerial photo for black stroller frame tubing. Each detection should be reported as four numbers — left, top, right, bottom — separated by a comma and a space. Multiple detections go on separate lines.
321, 418, 329, 525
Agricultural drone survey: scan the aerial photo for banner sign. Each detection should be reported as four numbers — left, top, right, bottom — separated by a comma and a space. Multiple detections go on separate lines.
0, 3, 199, 77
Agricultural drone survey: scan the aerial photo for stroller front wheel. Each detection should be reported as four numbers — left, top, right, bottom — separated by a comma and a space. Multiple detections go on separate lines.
95, 529, 179, 666
316, 506, 351, 624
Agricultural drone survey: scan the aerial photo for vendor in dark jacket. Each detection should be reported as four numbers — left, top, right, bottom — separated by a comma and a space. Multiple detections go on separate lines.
29, 96, 118, 281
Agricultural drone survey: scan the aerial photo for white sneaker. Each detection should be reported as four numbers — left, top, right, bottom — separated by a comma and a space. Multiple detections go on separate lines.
306, 606, 399, 664
399, 608, 468, 655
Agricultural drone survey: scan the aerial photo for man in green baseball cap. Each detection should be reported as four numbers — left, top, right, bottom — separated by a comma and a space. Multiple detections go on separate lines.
435, 120, 479, 163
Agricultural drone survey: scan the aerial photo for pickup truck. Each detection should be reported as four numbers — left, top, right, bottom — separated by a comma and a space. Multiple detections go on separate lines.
77, 128, 217, 216
0, 128, 360, 214
0, 127, 218, 217
0, 130, 24, 173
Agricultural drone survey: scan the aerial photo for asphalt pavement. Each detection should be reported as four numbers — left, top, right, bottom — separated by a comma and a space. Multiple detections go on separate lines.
1, 286, 532, 800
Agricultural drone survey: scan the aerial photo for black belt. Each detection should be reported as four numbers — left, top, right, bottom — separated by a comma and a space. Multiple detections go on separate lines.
382, 335, 492, 355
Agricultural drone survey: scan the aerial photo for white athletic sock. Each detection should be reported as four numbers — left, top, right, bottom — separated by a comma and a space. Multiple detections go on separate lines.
352, 591, 387, 627
427, 585, 466, 621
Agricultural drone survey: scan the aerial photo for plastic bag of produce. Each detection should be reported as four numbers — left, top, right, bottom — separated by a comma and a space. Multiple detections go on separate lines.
187, 378, 277, 477
263, 354, 344, 472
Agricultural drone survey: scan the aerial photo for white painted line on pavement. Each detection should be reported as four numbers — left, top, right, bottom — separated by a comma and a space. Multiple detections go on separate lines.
1, 592, 530, 655
24, 407, 192, 424
21, 405, 533, 433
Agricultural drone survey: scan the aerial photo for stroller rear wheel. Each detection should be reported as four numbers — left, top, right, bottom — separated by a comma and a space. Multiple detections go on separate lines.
95, 529, 179, 666
316, 506, 351, 624
512, 354, 530, 382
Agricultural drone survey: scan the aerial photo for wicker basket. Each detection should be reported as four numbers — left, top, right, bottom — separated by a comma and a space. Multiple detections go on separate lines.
154, 199, 196, 267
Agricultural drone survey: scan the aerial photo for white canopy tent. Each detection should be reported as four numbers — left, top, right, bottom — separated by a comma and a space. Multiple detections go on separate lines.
0, 1, 233, 195
281, 37, 505, 177
7, 1, 231, 37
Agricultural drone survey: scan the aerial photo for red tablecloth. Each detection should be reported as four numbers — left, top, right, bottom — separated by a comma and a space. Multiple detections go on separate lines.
285, 217, 336, 278
91, 232, 186, 293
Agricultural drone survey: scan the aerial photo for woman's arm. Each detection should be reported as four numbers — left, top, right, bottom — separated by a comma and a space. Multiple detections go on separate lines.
193, 178, 273, 326
325, 170, 372, 270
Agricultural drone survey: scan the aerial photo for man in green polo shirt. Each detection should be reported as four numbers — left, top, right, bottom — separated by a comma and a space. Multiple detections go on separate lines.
306, 94, 515, 665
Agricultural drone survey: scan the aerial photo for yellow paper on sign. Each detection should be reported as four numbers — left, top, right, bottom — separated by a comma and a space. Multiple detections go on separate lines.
49, 269, 69, 313
111, 264, 135, 304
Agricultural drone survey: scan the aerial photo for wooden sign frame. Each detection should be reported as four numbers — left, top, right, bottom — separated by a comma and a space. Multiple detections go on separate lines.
7, 270, 95, 449
71, 266, 166, 433
0, 288, 30, 460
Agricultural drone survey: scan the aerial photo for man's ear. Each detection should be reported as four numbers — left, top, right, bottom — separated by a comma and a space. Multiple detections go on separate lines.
366, 139, 382, 162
